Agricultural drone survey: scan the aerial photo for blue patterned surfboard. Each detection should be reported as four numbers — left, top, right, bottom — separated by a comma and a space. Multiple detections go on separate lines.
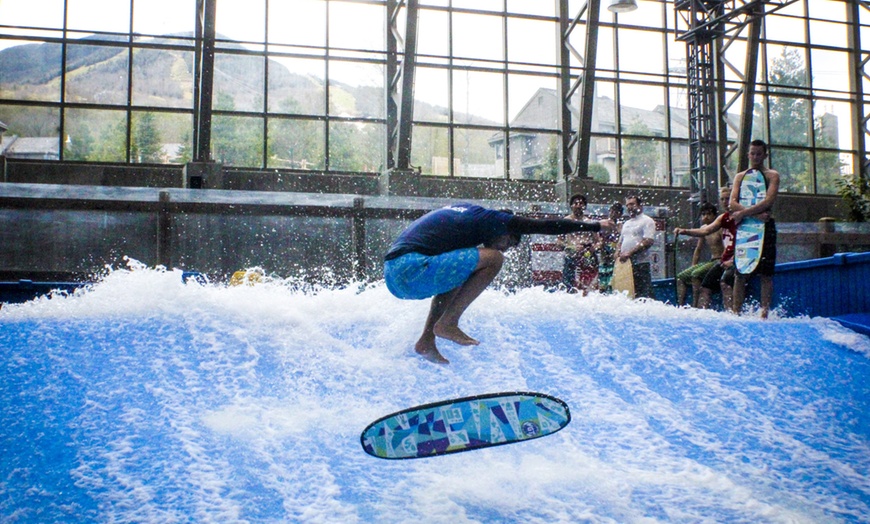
735, 169, 767, 275
360, 392, 571, 459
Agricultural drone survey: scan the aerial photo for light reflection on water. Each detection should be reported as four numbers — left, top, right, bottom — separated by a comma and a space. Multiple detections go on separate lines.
1, 265, 869, 523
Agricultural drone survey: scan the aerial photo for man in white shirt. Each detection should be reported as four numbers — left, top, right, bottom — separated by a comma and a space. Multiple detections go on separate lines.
618, 194, 657, 298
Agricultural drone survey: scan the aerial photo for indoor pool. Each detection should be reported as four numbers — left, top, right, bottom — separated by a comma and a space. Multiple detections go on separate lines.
1, 262, 868, 523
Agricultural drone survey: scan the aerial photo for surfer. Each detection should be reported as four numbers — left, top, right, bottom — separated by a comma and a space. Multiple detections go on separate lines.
730, 139, 780, 318
384, 203, 614, 364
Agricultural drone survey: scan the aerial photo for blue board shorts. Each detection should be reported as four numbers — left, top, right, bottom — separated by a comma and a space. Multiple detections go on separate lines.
384, 248, 480, 300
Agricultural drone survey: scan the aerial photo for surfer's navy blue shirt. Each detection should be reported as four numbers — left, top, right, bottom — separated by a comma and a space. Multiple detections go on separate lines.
385, 203, 602, 260
385, 204, 512, 260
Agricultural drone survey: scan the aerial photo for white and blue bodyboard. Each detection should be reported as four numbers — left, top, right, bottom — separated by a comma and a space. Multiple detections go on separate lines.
360, 392, 571, 459
734, 169, 767, 275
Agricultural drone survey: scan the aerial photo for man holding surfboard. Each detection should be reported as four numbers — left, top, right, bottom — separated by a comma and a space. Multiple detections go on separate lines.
384, 203, 614, 364
730, 139, 780, 318
616, 195, 657, 299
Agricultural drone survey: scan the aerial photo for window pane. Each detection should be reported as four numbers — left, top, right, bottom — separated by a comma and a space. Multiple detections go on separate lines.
0, 41, 62, 102
814, 100, 852, 151
329, 1, 384, 52
268, 0, 326, 47
621, 137, 667, 186
592, 81, 616, 134
411, 124, 449, 175
618, 29, 664, 75
766, 46, 808, 92
619, 84, 666, 136
132, 48, 194, 108
509, 132, 559, 181
507, 0, 556, 17
328, 61, 384, 118
134, 0, 195, 36
508, 74, 559, 130
671, 141, 691, 188
669, 86, 689, 139
216, 0, 265, 43
131, 111, 192, 164
329, 121, 384, 172
453, 0, 503, 12
595, 26, 615, 72
0, 0, 64, 28
418, 9, 449, 58
267, 118, 325, 170
773, 148, 812, 194
455, 128, 503, 178
764, 14, 805, 44
810, 49, 850, 95
213, 53, 264, 112
507, 17, 557, 65
64, 108, 127, 162
67, 0, 130, 33
453, 13, 503, 62
815, 151, 848, 195
453, 70, 504, 125
769, 95, 810, 146
625, 0, 663, 28
268, 57, 325, 115
65, 44, 129, 105
588, 143, 615, 184
807, 0, 846, 22
212, 115, 264, 167
0, 105, 60, 160
809, 20, 848, 48
414, 67, 449, 123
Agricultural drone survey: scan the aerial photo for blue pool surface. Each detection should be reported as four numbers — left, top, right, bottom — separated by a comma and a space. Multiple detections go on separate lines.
1, 266, 869, 522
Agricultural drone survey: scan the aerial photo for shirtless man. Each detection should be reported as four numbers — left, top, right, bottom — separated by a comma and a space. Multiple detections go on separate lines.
557, 194, 601, 295
675, 201, 723, 307
730, 139, 780, 318
384, 203, 614, 364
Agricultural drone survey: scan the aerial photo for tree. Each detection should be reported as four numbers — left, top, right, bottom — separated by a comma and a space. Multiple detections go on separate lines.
622, 118, 659, 185
588, 162, 610, 184
132, 112, 163, 163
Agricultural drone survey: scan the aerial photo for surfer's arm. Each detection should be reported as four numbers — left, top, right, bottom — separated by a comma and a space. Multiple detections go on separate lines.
729, 173, 745, 213
507, 216, 613, 236
674, 215, 724, 238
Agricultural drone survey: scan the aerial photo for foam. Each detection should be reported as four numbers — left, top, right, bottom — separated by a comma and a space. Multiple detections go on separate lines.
1, 262, 868, 522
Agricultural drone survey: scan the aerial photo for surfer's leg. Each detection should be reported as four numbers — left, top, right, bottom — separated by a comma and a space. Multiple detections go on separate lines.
759, 274, 773, 319
415, 290, 457, 364
732, 273, 746, 314
433, 248, 504, 345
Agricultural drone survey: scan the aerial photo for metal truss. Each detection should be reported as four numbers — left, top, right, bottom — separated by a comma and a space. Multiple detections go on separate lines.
674, 0, 798, 203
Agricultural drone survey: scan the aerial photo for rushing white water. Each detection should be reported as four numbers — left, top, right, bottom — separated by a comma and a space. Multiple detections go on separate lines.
1, 262, 869, 523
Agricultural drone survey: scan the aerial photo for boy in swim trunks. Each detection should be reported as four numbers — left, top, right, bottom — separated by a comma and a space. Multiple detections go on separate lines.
384, 203, 614, 364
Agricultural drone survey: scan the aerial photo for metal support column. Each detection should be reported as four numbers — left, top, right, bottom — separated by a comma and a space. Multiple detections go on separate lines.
849, 1, 870, 181
193, 0, 217, 162
386, 0, 420, 172
560, 0, 602, 185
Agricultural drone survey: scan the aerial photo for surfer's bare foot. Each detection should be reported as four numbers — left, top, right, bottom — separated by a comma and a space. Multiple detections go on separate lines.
433, 323, 479, 346
415, 338, 450, 364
